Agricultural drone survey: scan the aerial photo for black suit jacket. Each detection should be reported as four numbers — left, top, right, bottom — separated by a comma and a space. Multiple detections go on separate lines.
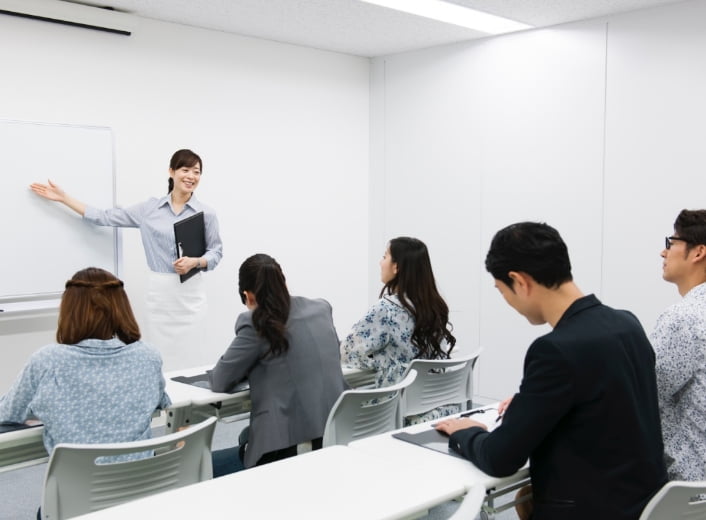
450, 295, 666, 520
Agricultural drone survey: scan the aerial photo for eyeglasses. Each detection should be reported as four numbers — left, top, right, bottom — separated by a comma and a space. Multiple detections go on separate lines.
665, 236, 692, 249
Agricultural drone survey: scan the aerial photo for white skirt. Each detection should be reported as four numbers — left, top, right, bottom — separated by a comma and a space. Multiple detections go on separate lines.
145, 271, 207, 371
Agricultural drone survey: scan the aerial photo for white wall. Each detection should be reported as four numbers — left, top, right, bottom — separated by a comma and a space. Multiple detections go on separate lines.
0, 10, 370, 392
371, 0, 706, 401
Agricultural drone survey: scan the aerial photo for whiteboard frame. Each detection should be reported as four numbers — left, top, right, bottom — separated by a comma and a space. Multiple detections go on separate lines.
0, 118, 120, 313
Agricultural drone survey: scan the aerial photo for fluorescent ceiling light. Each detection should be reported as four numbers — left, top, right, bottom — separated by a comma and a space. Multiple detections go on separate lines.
361, 0, 532, 35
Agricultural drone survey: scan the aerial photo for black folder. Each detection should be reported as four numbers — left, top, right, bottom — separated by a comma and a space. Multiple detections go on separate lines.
174, 211, 206, 283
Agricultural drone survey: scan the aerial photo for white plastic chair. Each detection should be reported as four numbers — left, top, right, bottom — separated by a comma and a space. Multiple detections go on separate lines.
639, 480, 706, 520
41, 416, 217, 520
401, 349, 482, 419
448, 485, 486, 520
322, 369, 417, 447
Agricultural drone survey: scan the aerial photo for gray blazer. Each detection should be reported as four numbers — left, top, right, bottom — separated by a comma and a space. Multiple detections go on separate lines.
210, 296, 347, 467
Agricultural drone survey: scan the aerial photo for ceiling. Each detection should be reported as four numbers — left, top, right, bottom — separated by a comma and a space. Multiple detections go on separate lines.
68, 0, 687, 57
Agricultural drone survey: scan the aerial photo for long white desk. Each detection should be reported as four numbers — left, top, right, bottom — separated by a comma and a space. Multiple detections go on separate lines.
348, 408, 530, 518
74, 445, 467, 520
163, 364, 375, 432
0, 365, 375, 471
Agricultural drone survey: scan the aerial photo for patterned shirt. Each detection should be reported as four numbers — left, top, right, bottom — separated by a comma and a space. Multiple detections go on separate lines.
650, 282, 706, 480
0, 338, 171, 456
84, 194, 223, 273
341, 294, 458, 424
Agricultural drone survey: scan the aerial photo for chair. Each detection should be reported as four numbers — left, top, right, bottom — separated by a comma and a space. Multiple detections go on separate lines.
41, 416, 217, 520
400, 349, 482, 420
322, 369, 417, 447
639, 480, 706, 520
448, 485, 486, 520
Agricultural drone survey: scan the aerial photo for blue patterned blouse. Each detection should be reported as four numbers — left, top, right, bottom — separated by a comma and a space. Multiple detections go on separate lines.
341, 294, 458, 424
0, 338, 171, 456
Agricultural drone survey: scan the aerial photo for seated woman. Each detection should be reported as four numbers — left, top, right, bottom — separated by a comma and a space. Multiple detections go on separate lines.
341, 236, 457, 424
209, 254, 347, 472
0, 267, 171, 457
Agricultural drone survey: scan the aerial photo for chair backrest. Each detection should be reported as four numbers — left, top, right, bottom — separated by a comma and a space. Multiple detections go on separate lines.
639, 480, 706, 520
400, 349, 481, 418
322, 369, 417, 447
41, 416, 217, 520
0, 424, 48, 473
449, 485, 486, 520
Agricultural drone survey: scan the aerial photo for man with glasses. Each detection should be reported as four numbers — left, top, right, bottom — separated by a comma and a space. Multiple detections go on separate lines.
652, 209, 706, 481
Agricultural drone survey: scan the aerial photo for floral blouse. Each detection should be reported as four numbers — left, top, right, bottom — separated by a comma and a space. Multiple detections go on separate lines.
650, 282, 706, 481
341, 294, 458, 424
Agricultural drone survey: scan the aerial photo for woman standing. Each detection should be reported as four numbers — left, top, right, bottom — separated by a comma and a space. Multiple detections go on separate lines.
209, 254, 347, 472
0, 267, 170, 456
341, 236, 456, 424
30, 149, 223, 370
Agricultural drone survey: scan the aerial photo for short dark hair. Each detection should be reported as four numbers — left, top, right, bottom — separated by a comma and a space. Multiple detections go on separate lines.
485, 222, 573, 290
57, 267, 140, 345
674, 209, 706, 250
167, 149, 202, 194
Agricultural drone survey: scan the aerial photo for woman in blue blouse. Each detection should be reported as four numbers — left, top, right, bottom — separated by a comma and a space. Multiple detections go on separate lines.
341, 236, 456, 424
0, 267, 170, 457
30, 149, 223, 369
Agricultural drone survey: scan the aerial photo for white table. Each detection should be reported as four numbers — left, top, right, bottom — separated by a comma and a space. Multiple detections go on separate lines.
163, 364, 376, 431
348, 407, 530, 518
74, 445, 467, 520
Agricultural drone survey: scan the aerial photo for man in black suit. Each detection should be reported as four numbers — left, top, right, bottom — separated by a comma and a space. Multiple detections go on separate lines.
436, 222, 666, 520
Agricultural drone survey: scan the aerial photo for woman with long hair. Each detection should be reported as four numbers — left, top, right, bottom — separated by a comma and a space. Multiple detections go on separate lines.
0, 267, 170, 456
209, 254, 347, 472
30, 149, 223, 370
341, 237, 456, 423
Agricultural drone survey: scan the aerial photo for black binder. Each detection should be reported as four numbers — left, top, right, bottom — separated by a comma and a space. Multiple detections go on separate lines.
174, 211, 206, 283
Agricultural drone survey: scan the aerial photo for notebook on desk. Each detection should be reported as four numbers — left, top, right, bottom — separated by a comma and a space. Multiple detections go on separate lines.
170, 372, 249, 393
392, 428, 465, 459
0, 422, 43, 434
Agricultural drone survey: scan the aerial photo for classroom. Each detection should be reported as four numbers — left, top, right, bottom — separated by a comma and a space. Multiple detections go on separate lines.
1, 0, 706, 518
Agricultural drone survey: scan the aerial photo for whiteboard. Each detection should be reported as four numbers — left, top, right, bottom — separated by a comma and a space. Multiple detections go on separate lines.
0, 119, 117, 304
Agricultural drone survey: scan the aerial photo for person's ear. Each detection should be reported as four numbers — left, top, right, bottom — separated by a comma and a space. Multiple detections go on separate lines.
168, 168, 175, 179
508, 271, 532, 295
243, 290, 257, 308
690, 244, 706, 263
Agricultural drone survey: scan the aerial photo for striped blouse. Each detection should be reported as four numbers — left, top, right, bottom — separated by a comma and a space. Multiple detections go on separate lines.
83, 194, 223, 273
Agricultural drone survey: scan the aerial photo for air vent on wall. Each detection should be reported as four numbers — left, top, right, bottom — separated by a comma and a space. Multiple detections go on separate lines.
0, 0, 131, 35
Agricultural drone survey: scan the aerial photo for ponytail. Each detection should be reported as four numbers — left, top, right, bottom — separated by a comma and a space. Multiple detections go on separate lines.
239, 254, 291, 358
